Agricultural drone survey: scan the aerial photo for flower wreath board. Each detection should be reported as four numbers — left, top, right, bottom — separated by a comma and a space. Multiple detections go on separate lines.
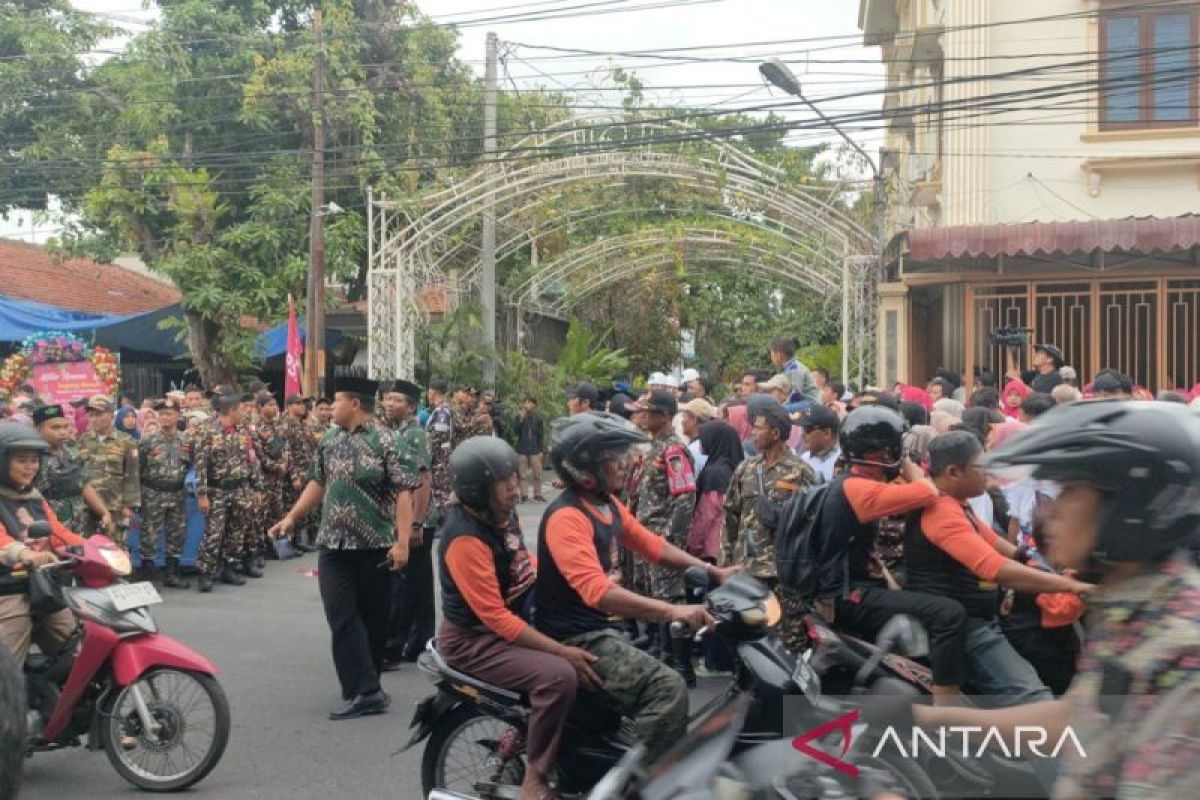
0, 332, 120, 403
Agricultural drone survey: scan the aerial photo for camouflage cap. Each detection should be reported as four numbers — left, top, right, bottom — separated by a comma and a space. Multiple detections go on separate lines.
86, 395, 114, 413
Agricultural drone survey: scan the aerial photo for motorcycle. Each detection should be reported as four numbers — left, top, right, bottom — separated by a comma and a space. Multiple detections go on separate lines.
406, 567, 935, 799
4, 522, 230, 791
424, 645, 930, 800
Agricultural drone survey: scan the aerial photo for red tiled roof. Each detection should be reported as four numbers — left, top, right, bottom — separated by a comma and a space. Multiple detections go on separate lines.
0, 239, 180, 314
905, 215, 1200, 261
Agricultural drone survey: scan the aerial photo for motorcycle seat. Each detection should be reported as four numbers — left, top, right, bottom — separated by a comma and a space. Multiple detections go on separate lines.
422, 641, 523, 705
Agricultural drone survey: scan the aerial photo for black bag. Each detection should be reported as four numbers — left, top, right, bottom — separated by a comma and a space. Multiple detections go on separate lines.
773, 479, 835, 598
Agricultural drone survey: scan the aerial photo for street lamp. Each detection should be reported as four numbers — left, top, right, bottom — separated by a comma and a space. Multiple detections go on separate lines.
759, 58, 887, 385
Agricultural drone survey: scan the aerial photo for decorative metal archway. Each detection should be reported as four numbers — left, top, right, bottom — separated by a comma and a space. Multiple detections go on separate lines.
368, 116, 878, 383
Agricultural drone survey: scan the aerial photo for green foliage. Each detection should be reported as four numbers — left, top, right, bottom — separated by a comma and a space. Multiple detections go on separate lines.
498, 319, 628, 424
416, 302, 487, 389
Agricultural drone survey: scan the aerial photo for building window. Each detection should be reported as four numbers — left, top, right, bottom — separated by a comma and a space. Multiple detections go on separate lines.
1100, 8, 1197, 129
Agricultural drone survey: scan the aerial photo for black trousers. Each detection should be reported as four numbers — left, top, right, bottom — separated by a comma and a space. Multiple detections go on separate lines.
386, 535, 436, 660
317, 547, 392, 699
833, 584, 968, 687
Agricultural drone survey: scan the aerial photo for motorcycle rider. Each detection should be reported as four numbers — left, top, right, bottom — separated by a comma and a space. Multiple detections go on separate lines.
0, 421, 86, 665
535, 412, 736, 762
810, 406, 970, 704
436, 436, 601, 800
913, 400, 1200, 797
904, 431, 1093, 705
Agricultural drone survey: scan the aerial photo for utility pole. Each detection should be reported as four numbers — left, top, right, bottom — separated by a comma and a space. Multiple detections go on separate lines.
305, 8, 326, 397
480, 31, 498, 389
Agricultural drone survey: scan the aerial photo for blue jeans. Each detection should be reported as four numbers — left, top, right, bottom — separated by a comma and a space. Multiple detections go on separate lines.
965, 618, 1052, 706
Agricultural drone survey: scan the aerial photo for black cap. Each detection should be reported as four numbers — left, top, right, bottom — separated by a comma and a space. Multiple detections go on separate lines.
428, 378, 449, 394
285, 394, 308, 406
631, 390, 678, 417
608, 392, 635, 419
1033, 343, 1065, 368
566, 382, 599, 405
335, 374, 380, 402
384, 379, 422, 404
801, 405, 840, 431
32, 405, 64, 426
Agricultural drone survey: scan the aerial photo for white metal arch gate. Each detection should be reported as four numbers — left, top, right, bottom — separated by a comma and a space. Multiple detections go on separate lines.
367, 117, 878, 382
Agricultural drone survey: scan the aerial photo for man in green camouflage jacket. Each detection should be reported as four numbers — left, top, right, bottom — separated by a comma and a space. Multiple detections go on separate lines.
138, 399, 192, 588
193, 394, 264, 591
723, 396, 815, 652
78, 395, 140, 548
34, 404, 110, 535
283, 394, 317, 552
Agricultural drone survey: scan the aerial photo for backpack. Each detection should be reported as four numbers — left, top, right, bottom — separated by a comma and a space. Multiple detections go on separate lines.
773, 477, 837, 597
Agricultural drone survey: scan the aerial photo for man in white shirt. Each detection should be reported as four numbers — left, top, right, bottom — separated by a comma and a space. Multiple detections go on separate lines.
799, 406, 841, 482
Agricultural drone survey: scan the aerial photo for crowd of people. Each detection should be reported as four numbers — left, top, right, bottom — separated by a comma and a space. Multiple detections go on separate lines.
3, 332, 1199, 799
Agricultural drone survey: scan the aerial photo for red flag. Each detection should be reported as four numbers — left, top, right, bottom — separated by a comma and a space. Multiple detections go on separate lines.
285, 295, 303, 398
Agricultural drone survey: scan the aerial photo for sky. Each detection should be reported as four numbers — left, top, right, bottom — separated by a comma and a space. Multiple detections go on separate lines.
1, 0, 883, 242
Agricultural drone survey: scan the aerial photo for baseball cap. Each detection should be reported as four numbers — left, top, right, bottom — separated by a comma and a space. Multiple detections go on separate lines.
1033, 343, 1065, 367
761, 374, 792, 394
566, 382, 599, 405
86, 395, 114, 413
680, 397, 717, 422
631, 390, 678, 417
32, 405, 64, 426
609, 392, 636, 419
801, 405, 841, 431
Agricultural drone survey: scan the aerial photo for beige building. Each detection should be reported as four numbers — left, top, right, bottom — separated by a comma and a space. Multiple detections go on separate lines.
862, 0, 1200, 391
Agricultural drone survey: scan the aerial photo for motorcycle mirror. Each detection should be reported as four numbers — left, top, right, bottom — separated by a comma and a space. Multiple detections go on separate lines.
683, 565, 710, 591
25, 521, 52, 540
875, 615, 930, 658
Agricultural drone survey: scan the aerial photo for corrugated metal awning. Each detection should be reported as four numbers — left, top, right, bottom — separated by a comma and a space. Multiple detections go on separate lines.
905, 215, 1200, 261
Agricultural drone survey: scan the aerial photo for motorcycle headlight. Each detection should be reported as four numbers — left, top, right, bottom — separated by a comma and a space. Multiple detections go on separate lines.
100, 548, 132, 576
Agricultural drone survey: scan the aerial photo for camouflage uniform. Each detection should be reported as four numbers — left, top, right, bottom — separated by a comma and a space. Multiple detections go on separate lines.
194, 420, 263, 574
634, 432, 695, 602
1054, 552, 1200, 798
283, 416, 318, 546
255, 416, 290, 552
138, 429, 191, 562
622, 444, 653, 597
426, 402, 454, 529
78, 428, 141, 547
36, 444, 92, 534
386, 416, 434, 661
723, 452, 815, 652
450, 402, 493, 446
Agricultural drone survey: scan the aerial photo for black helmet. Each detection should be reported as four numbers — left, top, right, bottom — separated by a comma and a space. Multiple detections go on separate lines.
0, 421, 49, 490
550, 412, 648, 494
839, 406, 905, 476
449, 436, 520, 512
986, 400, 1200, 562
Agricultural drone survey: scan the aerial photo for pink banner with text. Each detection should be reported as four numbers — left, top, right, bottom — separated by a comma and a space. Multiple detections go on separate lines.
30, 362, 109, 405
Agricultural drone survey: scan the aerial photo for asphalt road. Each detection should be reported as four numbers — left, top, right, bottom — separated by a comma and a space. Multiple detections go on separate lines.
20, 494, 720, 800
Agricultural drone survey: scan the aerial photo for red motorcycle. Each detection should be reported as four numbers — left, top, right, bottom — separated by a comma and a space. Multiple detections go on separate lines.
11, 522, 230, 791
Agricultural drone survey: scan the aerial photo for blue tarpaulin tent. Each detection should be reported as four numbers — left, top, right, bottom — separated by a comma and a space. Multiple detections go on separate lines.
0, 295, 139, 341
256, 316, 343, 358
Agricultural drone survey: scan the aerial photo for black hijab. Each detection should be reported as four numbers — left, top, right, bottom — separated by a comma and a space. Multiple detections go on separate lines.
696, 420, 744, 495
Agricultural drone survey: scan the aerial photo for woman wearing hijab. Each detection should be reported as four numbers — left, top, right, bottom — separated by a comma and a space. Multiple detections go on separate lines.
1000, 380, 1030, 419
139, 408, 161, 437
115, 406, 140, 441
686, 421, 744, 562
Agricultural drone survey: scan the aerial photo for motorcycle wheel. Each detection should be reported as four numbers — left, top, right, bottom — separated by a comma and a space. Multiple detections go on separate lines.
100, 668, 231, 792
421, 704, 525, 797
859, 752, 940, 799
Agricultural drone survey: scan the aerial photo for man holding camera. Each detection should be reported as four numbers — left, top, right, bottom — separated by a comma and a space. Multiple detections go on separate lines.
1005, 338, 1064, 395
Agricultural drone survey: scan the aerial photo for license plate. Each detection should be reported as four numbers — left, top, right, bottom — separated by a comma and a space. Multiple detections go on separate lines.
107, 581, 163, 611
